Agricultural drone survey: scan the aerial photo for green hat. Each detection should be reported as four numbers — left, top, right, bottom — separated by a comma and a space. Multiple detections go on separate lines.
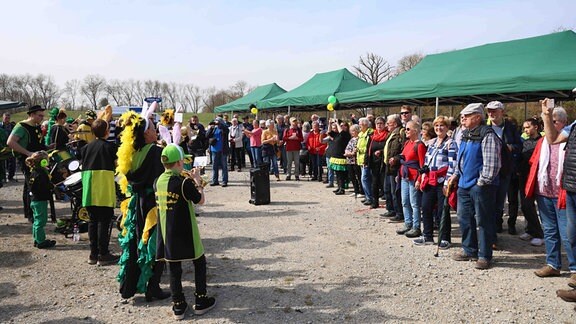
49, 107, 59, 117
161, 144, 192, 164
66, 117, 74, 124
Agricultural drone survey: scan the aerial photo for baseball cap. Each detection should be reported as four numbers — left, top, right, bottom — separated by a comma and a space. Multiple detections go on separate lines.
486, 101, 504, 110
460, 103, 485, 116
161, 144, 192, 164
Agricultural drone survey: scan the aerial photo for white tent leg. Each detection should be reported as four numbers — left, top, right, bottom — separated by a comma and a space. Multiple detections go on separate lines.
435, 97, 439, 118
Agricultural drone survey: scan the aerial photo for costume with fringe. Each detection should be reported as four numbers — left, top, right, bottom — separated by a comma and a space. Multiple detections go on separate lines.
116, 111, 165, 298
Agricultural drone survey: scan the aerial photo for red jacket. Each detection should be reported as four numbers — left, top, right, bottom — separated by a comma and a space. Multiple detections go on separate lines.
307, 130, 326, 155
283, 127, 303, 152
525, 138, 566, 209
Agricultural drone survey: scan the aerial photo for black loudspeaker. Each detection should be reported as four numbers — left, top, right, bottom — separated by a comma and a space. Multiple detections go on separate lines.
249, 164, 270, 205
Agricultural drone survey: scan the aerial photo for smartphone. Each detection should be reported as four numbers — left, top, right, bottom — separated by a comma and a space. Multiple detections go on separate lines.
547, 99, 555, 109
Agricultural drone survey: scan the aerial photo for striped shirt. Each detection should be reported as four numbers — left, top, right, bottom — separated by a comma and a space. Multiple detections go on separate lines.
425, 136, 458, 177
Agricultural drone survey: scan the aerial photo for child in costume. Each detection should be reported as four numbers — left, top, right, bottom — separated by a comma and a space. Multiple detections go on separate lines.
155, 144, 215, 320
26, 151, 56, 249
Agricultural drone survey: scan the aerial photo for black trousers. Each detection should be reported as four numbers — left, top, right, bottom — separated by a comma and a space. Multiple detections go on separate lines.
169, 255, 207, 302
369, 160, 384, 207
519, 173, 544, 238
347, 164, 363, 195
230, 147, 243, 170
507, 175, 520, 227
421, 184, 451, 242
86, 206, 114, 257
20, 160, 32, 220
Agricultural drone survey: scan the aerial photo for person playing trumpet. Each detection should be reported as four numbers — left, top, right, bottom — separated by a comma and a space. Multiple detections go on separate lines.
155, 144, 215, 320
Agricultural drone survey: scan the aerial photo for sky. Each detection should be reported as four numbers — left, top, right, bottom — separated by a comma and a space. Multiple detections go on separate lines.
1, 0, 575, 91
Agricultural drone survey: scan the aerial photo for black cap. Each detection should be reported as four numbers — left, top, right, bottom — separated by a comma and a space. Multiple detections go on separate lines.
27, 105, 45, 115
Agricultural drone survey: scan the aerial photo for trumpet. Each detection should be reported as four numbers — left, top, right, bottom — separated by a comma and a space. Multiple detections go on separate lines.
180, 169, 208, 188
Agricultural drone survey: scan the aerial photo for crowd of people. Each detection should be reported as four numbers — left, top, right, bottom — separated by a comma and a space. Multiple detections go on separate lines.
0, 105, 216, 320
2, 96, 576, 312
197, 100, 576, 304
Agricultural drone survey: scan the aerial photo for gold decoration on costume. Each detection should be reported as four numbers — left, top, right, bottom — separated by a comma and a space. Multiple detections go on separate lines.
160, 109, 175, 126
116, 111, 143, 194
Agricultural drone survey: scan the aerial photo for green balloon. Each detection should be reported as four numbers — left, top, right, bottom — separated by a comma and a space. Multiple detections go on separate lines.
328, 95, 337, 104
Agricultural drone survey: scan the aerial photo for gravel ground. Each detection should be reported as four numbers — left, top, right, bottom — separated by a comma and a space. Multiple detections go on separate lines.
1, 167, 576, 323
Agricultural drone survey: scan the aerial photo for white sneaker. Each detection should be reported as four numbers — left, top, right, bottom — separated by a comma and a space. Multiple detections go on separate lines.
530, 238, 544, 246
356, 194, 365, 199
519, 233, 532, 241
349, 193, 356, 197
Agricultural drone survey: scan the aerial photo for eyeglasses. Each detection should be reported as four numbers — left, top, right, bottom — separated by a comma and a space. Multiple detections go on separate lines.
340, 124, 347, 127
375, 122, 384, 125
400, 112, 410, 115
405, 128, 411, 131
553, 120, 561, 124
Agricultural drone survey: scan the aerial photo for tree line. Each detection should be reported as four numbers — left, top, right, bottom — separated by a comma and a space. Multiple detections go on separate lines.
0, 52, 420, 113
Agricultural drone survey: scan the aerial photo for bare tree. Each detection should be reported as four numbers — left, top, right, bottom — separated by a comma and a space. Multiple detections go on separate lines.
353, 52, 393, 85
81, 75, 106, 110
14, 74, 37, 106
182, 84, 203, 113
202, 87, 231, 113
34, 74, 61, 109
105, 79, 125, 106
230, 80, 250, 98
395, 53, 424, 76
161, 82, 179, 108
64, 79, 81, 110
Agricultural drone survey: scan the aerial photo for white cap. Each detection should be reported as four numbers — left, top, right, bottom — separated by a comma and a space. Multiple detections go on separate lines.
460, 103, 484, 117
486, 101, 504, 109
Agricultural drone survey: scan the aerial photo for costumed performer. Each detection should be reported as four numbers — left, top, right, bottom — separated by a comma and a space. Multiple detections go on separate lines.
115, 104, 170, 301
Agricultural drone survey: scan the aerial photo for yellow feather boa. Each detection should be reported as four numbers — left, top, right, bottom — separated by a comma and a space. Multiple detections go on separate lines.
116, 111, 143, 194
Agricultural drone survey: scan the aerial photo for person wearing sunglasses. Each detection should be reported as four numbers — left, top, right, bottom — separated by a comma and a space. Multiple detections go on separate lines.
400, 105, 413, 128
7, 105, 48, 222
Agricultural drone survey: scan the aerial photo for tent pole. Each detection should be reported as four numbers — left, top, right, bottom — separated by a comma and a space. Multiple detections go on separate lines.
288, 105, 291, 116
524, 98, 528, 120
435, 97, 439, 118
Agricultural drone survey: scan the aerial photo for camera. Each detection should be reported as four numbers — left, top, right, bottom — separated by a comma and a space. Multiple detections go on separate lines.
418, 165, 430, 174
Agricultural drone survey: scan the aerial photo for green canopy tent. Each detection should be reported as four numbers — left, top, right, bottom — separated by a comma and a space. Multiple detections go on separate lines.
214, 83, 287, 113
0, 100, 27, 111
258, 68, 372, 111
337, 31, 576, 114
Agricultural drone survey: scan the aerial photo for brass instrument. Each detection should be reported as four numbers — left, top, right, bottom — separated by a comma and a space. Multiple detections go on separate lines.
180, 169, 208, 188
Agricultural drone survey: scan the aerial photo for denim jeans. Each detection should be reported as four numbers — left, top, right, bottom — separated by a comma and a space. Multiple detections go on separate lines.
211, 151, 228, 184
326, 157, 334, 185
251, 146, 262, 167
401, 178, 422, 229
263, 153, 279, 176
361, 166, 372, 202
457, 184, 497, 260
566, 191, 576, 268
537, 195, 576, 271
310, 153, 323, 180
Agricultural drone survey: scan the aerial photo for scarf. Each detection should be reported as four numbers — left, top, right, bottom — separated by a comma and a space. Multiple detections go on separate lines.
537, 137, 566, 193
369, 129, 387, 156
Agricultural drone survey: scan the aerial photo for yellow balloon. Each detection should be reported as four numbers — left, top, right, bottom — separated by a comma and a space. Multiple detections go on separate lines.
251, 107, 258, 114
327, 103, 334, 111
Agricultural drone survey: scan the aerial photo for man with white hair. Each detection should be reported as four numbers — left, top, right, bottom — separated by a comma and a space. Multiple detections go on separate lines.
485, 101, 522, 236
446, 103, 501, 270
541, 91, 576, 302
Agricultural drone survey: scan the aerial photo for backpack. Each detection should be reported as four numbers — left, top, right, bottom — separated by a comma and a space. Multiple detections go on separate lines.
462, 125, 510, 177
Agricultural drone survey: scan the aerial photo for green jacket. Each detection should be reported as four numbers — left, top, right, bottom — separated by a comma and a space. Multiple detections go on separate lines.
356, 128, 373, 166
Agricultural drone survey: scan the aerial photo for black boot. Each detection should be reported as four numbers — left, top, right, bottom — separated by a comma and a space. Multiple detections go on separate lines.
145, 285, 171, 302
